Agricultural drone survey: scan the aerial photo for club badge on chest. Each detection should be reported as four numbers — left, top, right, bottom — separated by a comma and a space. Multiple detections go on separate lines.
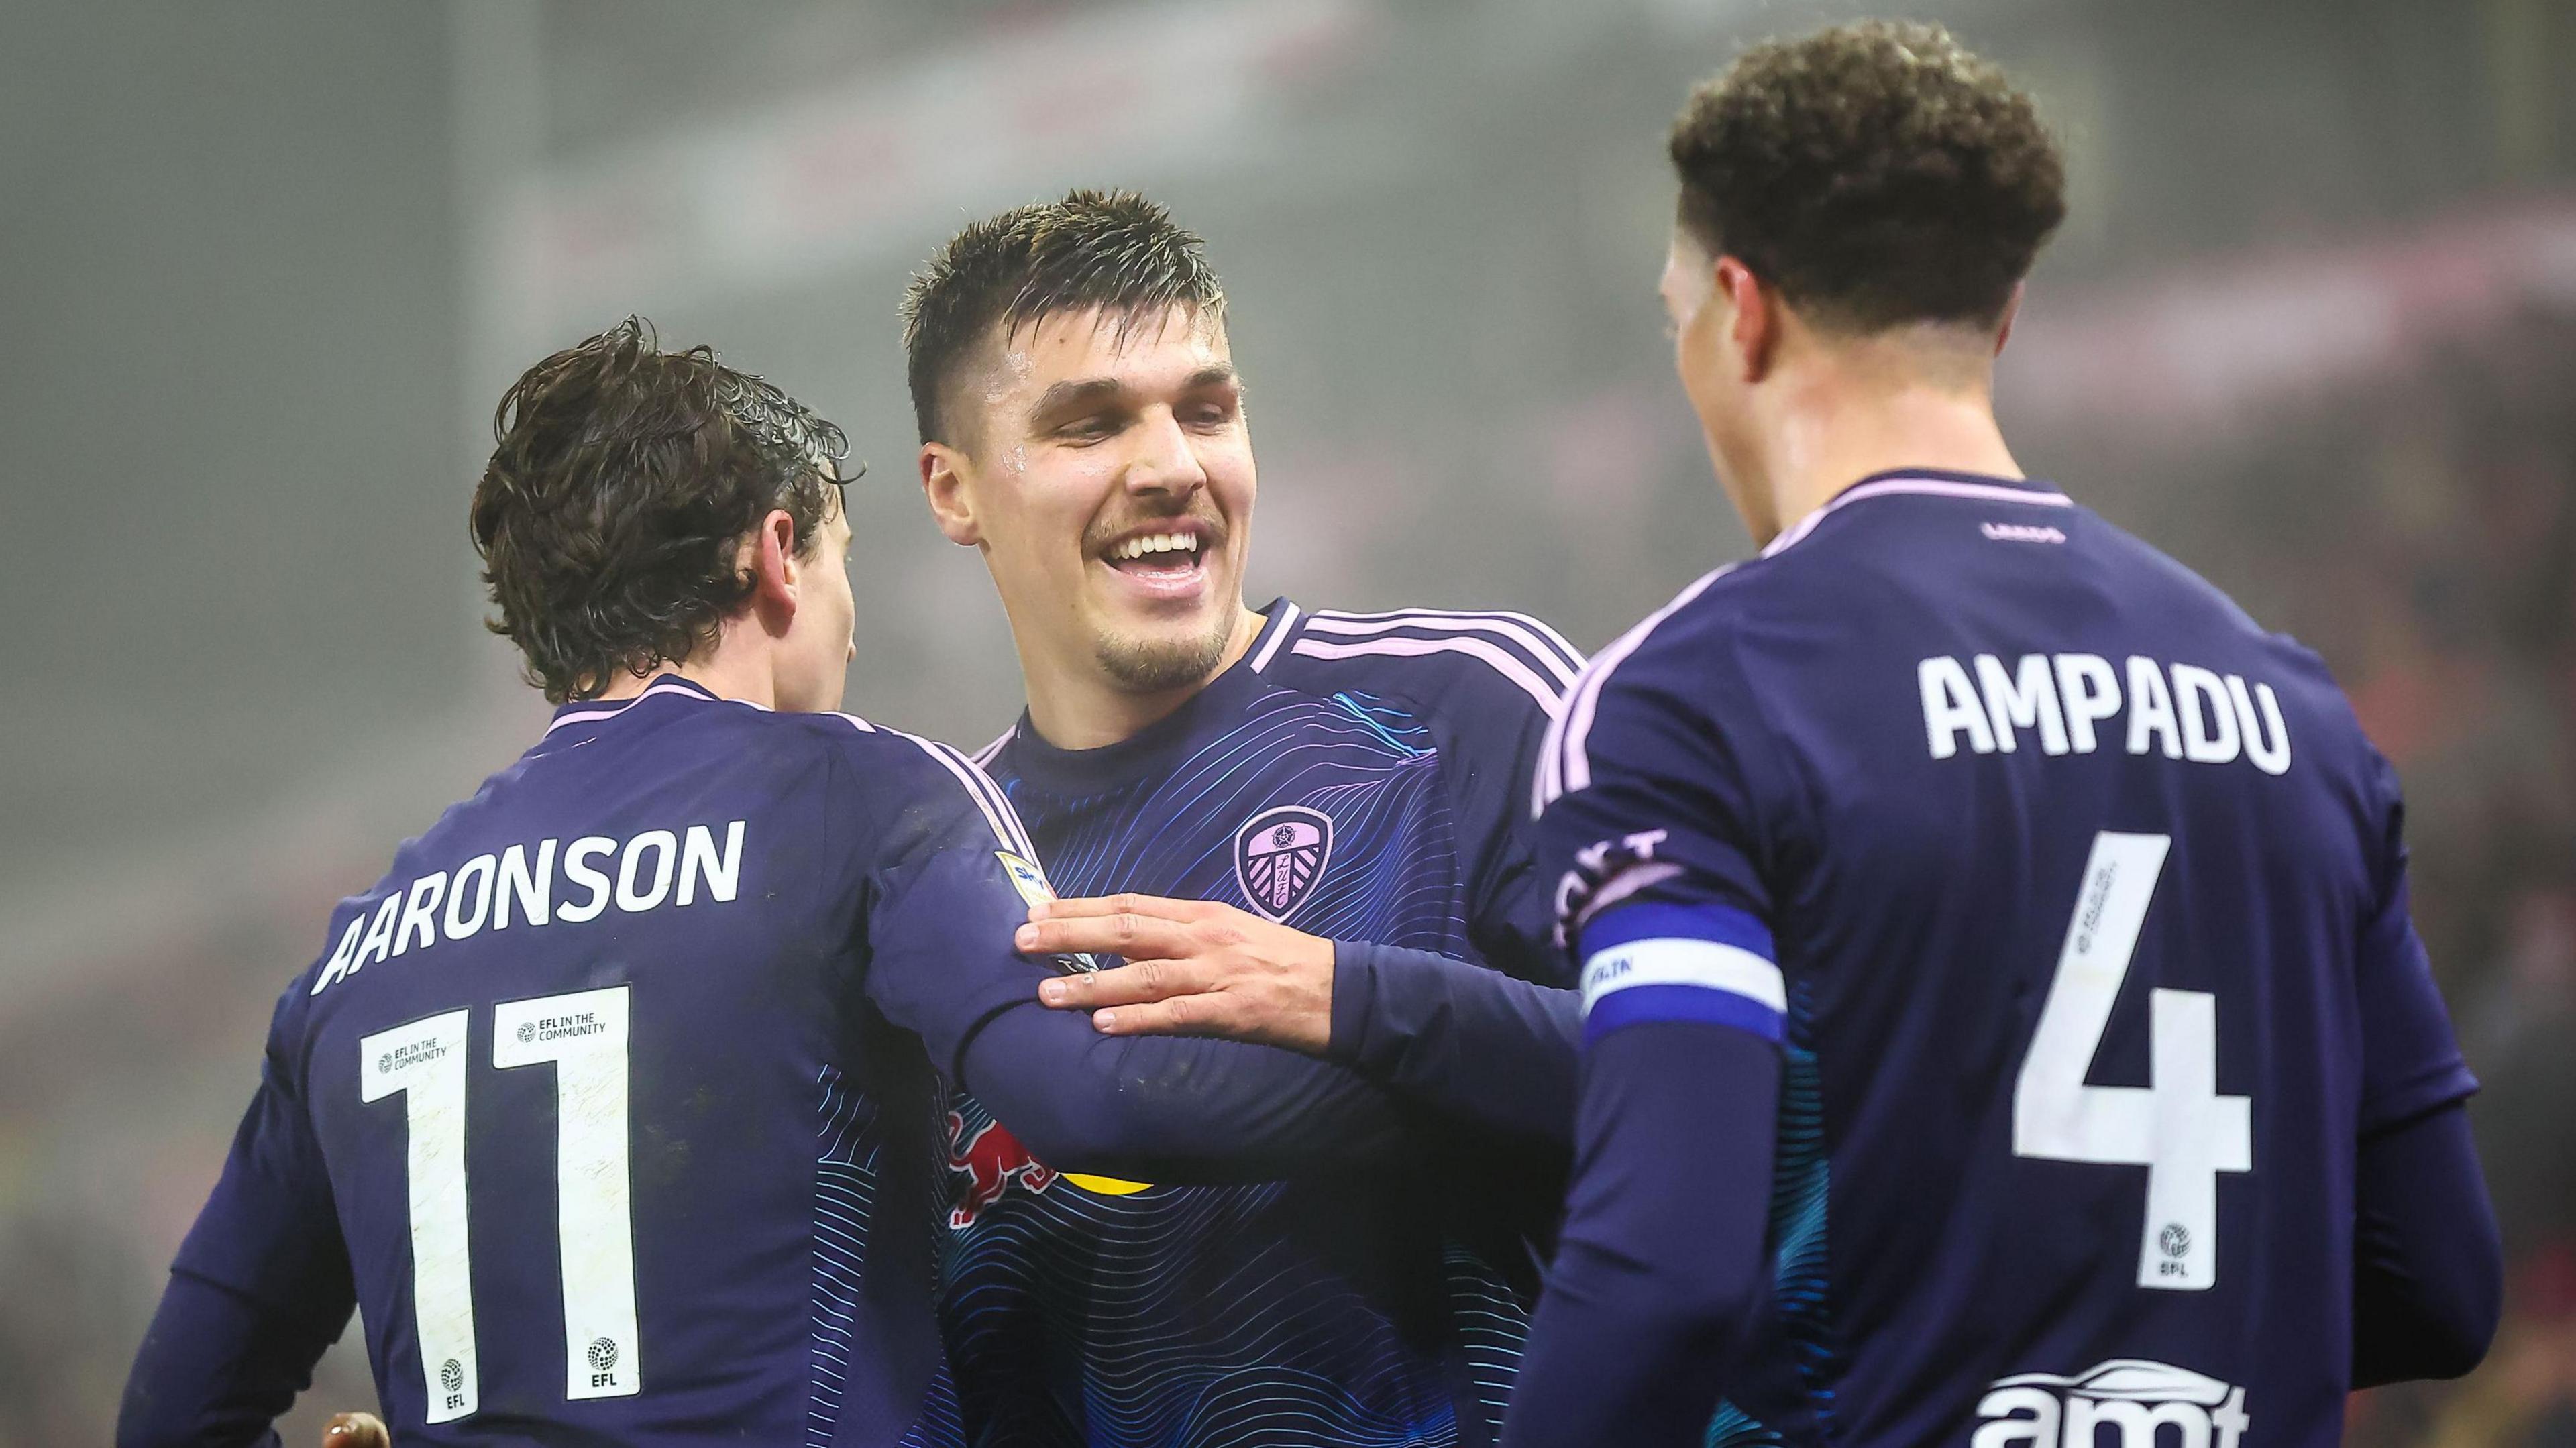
1233, 805, 1334, 922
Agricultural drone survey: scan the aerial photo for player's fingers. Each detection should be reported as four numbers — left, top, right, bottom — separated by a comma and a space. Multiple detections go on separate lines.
1040, 959, 1209, 1009
323, 1412, 392, 1448
1091, 991, 1242, 1038
1031, 892, 1212, 924
1016, 911, 1191, 960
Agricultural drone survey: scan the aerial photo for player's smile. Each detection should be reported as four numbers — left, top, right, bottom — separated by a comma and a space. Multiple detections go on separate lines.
1090, 515, 1223, 604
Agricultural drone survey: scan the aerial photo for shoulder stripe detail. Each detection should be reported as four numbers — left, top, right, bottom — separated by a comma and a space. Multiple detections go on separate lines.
833, 712, 878, 733
1289, 634, 1563, 712
1248, 602, 1303, 673
1301, 611, 1581, 687
1537, 565, 1734, 814
894, 731, 1039, 860
1763, 475, 2074, 558
1305, 608, 1582, 673
970, 724, 1016, 767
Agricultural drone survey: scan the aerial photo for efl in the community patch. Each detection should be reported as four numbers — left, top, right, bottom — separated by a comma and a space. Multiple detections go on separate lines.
1234, 805, 1333, 922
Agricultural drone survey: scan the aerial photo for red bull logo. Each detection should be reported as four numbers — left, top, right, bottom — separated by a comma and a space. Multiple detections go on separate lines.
944, 1111, 1057, 1229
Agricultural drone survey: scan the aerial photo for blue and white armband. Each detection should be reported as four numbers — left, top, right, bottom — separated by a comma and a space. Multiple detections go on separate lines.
1577, 902, 1784, 1045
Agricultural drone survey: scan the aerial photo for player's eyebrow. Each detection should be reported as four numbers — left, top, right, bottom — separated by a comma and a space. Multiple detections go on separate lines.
1028, 366, 1240, 423
1030, 376, 1128, 420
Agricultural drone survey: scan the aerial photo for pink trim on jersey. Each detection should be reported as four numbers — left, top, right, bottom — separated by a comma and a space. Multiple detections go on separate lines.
896, 730, 1040, 858
1299, 611, 1580, 688
1762, 476, 2074, 558
1540, 564, 1734, 812
1303, 607, 1582, 671
543, 679, 748, 736
1289, 633, 1562, 713
971, 725, 1016, 768
1248, 601, 1303, 673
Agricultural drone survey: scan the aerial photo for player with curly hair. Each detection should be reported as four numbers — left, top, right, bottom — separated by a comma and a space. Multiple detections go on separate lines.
1502, 20, 2500, 1445
116, 321, 1414, 1447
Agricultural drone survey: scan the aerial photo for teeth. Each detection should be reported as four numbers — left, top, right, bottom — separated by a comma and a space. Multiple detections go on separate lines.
1111, 532, 1199, 562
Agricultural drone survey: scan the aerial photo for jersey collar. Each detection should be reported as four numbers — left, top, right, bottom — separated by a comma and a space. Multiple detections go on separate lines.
996, 598, 1300, 798
542, 674, 732, 738
1762, 468, 2074, 558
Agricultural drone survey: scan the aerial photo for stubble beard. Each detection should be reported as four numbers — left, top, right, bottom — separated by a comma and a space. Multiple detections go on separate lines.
1093, 610, 1238, 694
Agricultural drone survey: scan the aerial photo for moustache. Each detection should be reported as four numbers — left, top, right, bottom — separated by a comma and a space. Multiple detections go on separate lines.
1084, 508, 1228, 555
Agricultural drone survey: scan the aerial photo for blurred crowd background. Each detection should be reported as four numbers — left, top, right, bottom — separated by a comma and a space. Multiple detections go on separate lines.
4, 0, 2572, 1442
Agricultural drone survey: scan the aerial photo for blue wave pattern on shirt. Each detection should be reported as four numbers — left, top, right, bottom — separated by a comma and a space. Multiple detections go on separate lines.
811, 1064, 875, 1447
945, 682, 1515, 1447
1768, 974, 1840, 1436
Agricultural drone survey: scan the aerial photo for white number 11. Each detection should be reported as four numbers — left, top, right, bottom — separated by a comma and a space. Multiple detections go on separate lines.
2013, 832, 2253, 1290
360, 985, 639, 1423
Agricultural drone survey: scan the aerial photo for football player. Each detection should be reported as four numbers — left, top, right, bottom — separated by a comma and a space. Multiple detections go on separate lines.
1508, 22, 2502, 1445
117, 321, 1412, 1447
904, 191, 1580, 1446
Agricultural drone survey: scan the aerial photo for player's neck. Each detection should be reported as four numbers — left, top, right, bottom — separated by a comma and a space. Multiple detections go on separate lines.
1747, 372, 2022, 548
1019, 604, 1268, 752
591, 627, 782, 710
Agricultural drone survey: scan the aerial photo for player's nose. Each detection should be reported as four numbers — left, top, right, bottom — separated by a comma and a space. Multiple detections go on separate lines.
1120, 407, 1209, 499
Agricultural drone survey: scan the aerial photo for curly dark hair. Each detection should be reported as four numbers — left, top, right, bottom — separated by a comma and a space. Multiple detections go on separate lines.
469, 318, 852, 703
902, 188, 1226, 447
1669, 21, 2065, 333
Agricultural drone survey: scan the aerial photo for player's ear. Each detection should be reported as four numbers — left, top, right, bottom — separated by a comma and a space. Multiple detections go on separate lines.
749, 508, 801, 630
1717, 256, 1776, 384
1993, 282, 2025, 357
920, 443, 983, 547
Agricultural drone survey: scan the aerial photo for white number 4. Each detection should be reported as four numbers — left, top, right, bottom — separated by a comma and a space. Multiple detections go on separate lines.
2013, 832, 2251, 1290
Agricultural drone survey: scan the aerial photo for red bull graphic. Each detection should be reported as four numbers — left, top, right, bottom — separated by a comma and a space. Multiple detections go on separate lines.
1233, 804, 1334, 921
944, 1111, 1057, 1229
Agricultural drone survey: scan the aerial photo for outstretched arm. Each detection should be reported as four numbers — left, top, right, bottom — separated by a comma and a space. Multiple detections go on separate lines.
864, 846, 1409, 1183
1023, 894, 1578, 1144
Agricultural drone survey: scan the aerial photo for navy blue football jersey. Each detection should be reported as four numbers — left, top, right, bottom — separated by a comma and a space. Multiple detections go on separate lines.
941, 599, 1580, 1447
1534, 471, 2478, 1447
163, 676, 1284, 1446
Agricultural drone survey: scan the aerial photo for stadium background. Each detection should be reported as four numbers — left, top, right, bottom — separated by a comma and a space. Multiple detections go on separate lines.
3, 0, 2571, 1441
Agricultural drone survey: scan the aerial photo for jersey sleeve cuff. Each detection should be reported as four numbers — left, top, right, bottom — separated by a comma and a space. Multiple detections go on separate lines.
1325, 938, 1381, 1067
1578, 901, 1784, 1046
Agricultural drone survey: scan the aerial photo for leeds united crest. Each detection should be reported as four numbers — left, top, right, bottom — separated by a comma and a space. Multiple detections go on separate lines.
1233, 805, 1334, 921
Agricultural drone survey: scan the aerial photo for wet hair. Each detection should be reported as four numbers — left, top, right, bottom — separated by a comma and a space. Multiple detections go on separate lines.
469, 317, 851, 703
901, 188, 1226, 447
1668, 21, 2066, 333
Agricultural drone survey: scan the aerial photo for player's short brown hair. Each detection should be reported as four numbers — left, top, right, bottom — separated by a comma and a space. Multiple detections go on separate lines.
470, 318, 851, 703
1669, 21, 2065, 333
902, 188, 1226, 448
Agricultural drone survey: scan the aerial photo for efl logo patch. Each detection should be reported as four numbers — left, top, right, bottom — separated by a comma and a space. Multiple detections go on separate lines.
1234, 805, 1333, 921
